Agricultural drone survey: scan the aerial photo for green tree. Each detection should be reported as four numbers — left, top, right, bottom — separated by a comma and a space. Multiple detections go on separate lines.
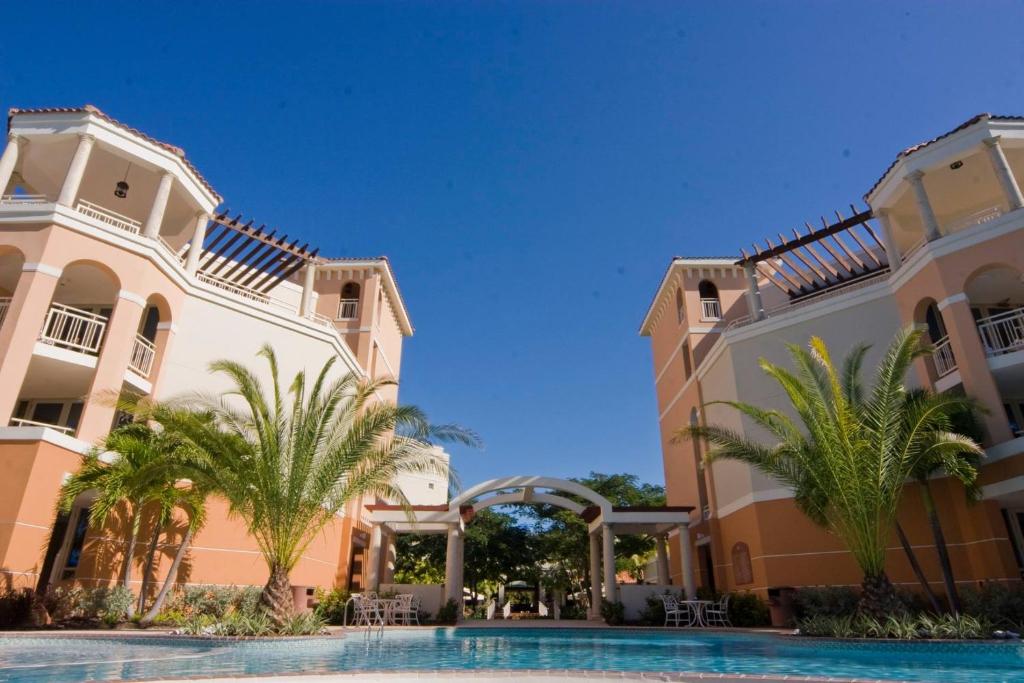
152, 345, 477, 624
676, 329, 981, 618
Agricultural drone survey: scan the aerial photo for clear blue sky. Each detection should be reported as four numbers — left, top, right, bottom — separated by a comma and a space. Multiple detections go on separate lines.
3, 2, 1022, 487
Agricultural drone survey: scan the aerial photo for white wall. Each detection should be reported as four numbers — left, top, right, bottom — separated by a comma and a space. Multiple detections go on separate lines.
393, 446, 450, 506
619, 584, 675, 621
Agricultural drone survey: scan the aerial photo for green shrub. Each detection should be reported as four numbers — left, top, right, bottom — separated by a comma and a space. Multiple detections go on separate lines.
792, 586, 860, 619
278, 612, 327, 636
729, 592, 771, 627
42, 586, 86, 622
164, 585, 261, 620
82, 586, 134, 625
600, 599, 625, 626
313, 587, 351, 625
797, 613, 991, 639
436, 599, 459, 624
0, 588, 34, 627
638, 591, 672, 626
558, 602, 587, 620
961, 582, 1024, 630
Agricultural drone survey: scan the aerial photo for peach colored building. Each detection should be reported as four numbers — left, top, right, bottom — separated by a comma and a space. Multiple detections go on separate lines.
0, 105, 447, 595
641, 114, 1024, 601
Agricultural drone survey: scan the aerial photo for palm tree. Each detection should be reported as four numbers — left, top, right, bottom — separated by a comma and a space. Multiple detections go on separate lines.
675, 328, 982, 618
152, 345, 478, 624
59, 423, 200, 617
139, 487, 206, 624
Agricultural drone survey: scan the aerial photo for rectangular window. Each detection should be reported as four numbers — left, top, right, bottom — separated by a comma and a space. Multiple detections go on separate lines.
682, 342, 692, 381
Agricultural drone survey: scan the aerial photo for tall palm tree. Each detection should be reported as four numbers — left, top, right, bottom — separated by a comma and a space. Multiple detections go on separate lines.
675, 328, 982, 618
59, 423, 200, 617
139, 487, 207, 624
152, 345, 478, 624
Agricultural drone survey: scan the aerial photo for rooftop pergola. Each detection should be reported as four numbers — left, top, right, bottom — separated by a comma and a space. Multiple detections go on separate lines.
364, 475, 695, 620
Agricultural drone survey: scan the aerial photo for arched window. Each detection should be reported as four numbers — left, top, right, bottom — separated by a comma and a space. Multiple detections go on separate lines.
339, 282, 361, 319
675, 288, 685, 324
924, 302, 947, 344
698, 280, 721, 320
731, 542, 753, 585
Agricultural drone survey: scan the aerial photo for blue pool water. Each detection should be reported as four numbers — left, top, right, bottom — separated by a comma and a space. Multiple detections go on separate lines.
0, 628, 1021, 682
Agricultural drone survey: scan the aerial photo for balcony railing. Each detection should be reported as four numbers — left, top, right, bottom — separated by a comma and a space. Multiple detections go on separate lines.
0, 296, 10, 328
8, 417, 74, 434
946, 205, 1003, 234
931, 335, 957, 377
338, 299, 359, 320
196, 271, 270, 304
308, 311, 334, 329
700, 298, 722, 321
0, 193, 48, 205
129, 333, 156, 377
977, 307, 1024, 357
75, 199, 142, 235
39, 303, 108, 355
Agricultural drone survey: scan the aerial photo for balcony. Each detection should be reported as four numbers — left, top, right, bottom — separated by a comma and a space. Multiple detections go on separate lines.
39, 303, 108, 356
8, 417, 74, 435
74, 199, 142, 235
0, 193, 48, 206
977, 308, 1024, 357
932, 335, 958, 377
128, 333, 156, 377
338, 298, 359, 320
700, 298, 722, 321
196, 271, 271, 305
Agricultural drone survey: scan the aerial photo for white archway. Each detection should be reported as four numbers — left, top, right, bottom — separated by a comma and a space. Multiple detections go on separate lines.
364, 474, 695, 621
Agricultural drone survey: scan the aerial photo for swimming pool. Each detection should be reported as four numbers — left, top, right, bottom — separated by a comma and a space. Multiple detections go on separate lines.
0, 628, 1021, 682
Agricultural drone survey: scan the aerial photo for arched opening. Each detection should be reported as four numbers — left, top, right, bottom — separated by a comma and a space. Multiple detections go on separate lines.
675, 288, 685, 324
129, 294, 172, 380
914, 298, 956, 380
697, 280, 721, 320
10, 261, 120, 435
339, 281, 361, 319
0, 247, 26, 333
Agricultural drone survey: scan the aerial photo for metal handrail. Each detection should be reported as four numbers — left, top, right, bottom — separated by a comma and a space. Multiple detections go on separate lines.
931, 335, 957, 377
9, 417, 74, 434
129, 333, 157, 377
75, 199, 142, 234
39, 303, 108, 355
976, 307, 1024, 357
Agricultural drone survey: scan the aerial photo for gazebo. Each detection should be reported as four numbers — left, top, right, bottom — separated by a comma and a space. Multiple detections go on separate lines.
365, 475, 695, 620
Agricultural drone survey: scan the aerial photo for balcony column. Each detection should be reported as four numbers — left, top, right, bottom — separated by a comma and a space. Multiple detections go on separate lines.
677, 525, 696, 599
906, 170, 942, 242
299, 262, 317, 317
873, 208, 902, 271
937, 294, 1014, 444
983, 136, 1024, 211
742, 262, 764, 321
57, 134, 95, 207
184, 213, 210, 274
366, 523, 382, 592
588, 530, 602, 618
656, 534, 671, 585
602, 523, 617, 603
76, 290, 146, 442
0, 134, 25, 195
0, 263, 62, 426
142, 171, 175, 239
146, 321, 177, 395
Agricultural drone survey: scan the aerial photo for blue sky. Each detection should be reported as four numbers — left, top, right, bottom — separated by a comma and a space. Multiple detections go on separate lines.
4, 2, 1023, 487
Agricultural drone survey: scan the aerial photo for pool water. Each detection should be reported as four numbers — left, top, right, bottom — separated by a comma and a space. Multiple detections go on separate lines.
0, 628, 1022, 682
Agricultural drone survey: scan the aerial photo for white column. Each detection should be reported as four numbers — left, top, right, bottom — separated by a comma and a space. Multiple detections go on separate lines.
678, 525, 696, 599
367, 523, 382, 592
142, 171, 174, 239
445, 523, 461, 604
602, 523, 617, 603
742, 263, 764, 321
906, 170, 941, 242
983, 136, 1024, 211
656, 534, 671, 585
0, 134, 24, 195
588, 531, 602, 618
57, 134, 95, 207
184, 213, 210, 274
384, 534, 397, 584
300, 262, 317, 317
873, 208, 902, 270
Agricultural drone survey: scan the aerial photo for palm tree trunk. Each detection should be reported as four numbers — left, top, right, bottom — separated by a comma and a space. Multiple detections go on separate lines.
121, 504, 141, 617
894, 521, 942, 613
141, 525, 193, 625
137, 523, 161, 613
260, 563, 294, 625
859, 571, 904, 619
920, 480, 961, 614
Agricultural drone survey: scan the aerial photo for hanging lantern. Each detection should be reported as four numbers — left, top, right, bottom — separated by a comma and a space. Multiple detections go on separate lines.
114, 162, 131, 198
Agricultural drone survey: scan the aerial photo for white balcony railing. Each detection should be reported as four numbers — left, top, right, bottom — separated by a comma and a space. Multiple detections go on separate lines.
931, 335, 957, 377
0, 296, 11, 328
700, 298, 722, 321
75, 199, 142, 235
8, 417, 74, 434
945, 205, 1003, 234
39, 303, 108, 355
129, 333, 156, 377
196, 271, 270, 304
338, 299, 359, 320
309, 311, 334, 328
0, 193, 48, 205
977, 307, 1024, 357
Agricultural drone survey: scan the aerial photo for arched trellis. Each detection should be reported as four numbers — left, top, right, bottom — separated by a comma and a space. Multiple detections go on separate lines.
364, 475, 695, 621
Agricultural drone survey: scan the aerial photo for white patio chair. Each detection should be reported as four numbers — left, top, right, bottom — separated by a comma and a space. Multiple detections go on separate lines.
661, 594, 693, 627
392, 594, 420, 625
704, 594, 731, 627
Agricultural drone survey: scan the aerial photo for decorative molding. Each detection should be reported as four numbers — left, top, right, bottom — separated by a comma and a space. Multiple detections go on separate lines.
117, 289, 147, 307
21, 262, 62, 278
937, 292, 968, 310
156, 321, 179, 333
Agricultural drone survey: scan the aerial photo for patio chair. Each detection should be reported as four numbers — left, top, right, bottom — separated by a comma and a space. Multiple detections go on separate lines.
348, 593, 384, 627
392, 594, 420, 625
704, 594, 731, 627
661, 594, 693, 627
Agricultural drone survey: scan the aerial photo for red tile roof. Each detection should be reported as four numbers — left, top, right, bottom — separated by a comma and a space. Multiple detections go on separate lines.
7, 104, 222, 202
